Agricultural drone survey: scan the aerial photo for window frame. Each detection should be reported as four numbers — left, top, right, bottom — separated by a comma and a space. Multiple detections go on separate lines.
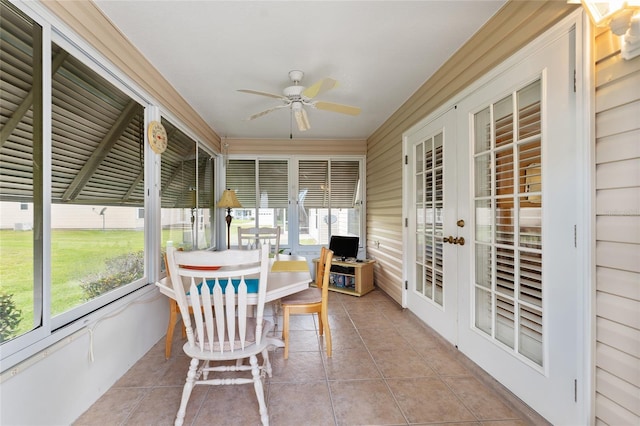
0, 1, 209, 370
225, 155, 366, 256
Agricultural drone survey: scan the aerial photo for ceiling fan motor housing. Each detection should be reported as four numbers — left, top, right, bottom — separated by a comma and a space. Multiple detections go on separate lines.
283, 84, 304, 99
288, 70, 304, 83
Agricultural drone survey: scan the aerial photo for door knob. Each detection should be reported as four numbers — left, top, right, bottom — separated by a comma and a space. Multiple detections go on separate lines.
457, 219, 465, 228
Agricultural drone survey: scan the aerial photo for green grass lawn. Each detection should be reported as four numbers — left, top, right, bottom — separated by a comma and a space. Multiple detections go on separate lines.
0, 221, 285, 339
0, 229, 145, 337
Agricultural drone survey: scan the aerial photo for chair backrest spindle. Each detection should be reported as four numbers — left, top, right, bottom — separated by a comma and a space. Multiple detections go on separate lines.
166, 244, 270, 355
238, 226, 280, 255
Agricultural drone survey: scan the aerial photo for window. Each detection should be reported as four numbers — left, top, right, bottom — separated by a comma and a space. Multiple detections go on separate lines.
48, 40, 146, 324
473, 79, 543, 366
226, 159, 289, 247
0, 1, 40, 344
298, 159, 362, 246
159, 119, 215, 253
414, 133, 445, 305
0, 1, 168, 364
225, 157, 364, 252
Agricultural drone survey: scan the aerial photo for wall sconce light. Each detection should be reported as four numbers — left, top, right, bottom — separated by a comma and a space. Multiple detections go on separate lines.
581, 0, 640, 59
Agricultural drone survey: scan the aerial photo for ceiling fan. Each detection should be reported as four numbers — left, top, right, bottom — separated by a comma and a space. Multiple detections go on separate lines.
238, 70, 361, 132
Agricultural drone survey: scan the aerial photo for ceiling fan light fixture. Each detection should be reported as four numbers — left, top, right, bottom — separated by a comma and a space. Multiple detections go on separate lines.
292, 103, 310, 131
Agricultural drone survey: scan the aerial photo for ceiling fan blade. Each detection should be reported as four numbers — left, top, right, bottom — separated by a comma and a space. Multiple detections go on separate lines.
302, 78, 338, 99
314, 101, 361, 116
238, 89, 286, 100
246, 105, 288, 121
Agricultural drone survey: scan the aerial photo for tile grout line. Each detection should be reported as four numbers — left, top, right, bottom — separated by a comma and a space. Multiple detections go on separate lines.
317, 306, 339, 426
344, 300, 412, 425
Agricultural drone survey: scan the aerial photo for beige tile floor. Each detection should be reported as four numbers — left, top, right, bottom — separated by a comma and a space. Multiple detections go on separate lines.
75, 289, 550, 426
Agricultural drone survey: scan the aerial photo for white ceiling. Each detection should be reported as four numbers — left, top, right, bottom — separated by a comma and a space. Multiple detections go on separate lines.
94, 1, 506, 141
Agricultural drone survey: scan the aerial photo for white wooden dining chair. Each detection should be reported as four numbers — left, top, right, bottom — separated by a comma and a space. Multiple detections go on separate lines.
165, 244, 274, 426
238, 226, 281, 255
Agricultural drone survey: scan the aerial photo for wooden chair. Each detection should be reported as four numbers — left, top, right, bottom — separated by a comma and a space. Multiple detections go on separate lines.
280, 247, 333, 359
238, 226, 280, 255
162, 251, 186, 359
165, 244, 274, 426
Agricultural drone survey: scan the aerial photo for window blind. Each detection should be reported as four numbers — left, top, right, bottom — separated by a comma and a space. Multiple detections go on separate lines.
226, 159, 256, 207
258, 159, 288, 208
299, 159, 360, 208
299, 160, 328, 208
473, 78, 543, 366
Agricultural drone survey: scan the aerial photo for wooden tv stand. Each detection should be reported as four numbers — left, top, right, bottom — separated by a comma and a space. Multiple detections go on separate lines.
312, 258, 375, 297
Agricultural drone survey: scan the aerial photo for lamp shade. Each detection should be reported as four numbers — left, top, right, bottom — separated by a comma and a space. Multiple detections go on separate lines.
217, 189, 242, 209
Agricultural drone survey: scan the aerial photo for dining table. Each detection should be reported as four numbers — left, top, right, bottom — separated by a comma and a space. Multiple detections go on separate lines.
155, 253, 312, 358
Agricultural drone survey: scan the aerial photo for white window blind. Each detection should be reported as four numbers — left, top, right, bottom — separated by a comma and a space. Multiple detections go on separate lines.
414, 133, 444, 305
330, 160, 360, 208
473, 79, 543, 366
226, 159, 256, 207
226, 159, 288, 208
258, 160, 288, 208
299, 160, 329, 208
298, 160, 360, 208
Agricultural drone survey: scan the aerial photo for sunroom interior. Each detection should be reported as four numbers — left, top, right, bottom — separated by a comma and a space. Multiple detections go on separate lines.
2, 0, 639, 425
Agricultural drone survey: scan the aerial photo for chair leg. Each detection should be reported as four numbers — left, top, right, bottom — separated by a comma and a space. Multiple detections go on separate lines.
175, 357, 198, 426
249, 354, 269, 425
317, 312, 324, 336
282, 306, 290, 359
322, 311, 332, 358
166, 299, 178, 359
261, 347, 272, 378
271, 300, 281, 330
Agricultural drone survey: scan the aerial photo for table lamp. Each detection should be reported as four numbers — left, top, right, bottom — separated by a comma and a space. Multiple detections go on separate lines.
217, 189, 242, 249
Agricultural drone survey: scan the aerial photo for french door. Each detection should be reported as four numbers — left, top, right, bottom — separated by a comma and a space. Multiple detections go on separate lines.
405, 22, 581, 425
405, 108, 461, 344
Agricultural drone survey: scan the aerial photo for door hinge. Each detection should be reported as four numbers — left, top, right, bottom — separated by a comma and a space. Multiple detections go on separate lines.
574, 379, 577, 402
405, 218, 408, 227
574, 225, 577, 248
405, 155, 408, 165
573, 69, 576, 93
405, 280, 408, 290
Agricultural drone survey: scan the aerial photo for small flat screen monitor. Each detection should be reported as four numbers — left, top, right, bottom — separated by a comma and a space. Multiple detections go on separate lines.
329, 235, 359, 260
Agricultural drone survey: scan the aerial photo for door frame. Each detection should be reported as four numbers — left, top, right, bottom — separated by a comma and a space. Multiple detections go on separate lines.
401, 9, 592, 423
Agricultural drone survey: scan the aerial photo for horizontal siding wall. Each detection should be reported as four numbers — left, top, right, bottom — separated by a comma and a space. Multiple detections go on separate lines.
593, 27, 640, 425
365, 0, 577, 303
